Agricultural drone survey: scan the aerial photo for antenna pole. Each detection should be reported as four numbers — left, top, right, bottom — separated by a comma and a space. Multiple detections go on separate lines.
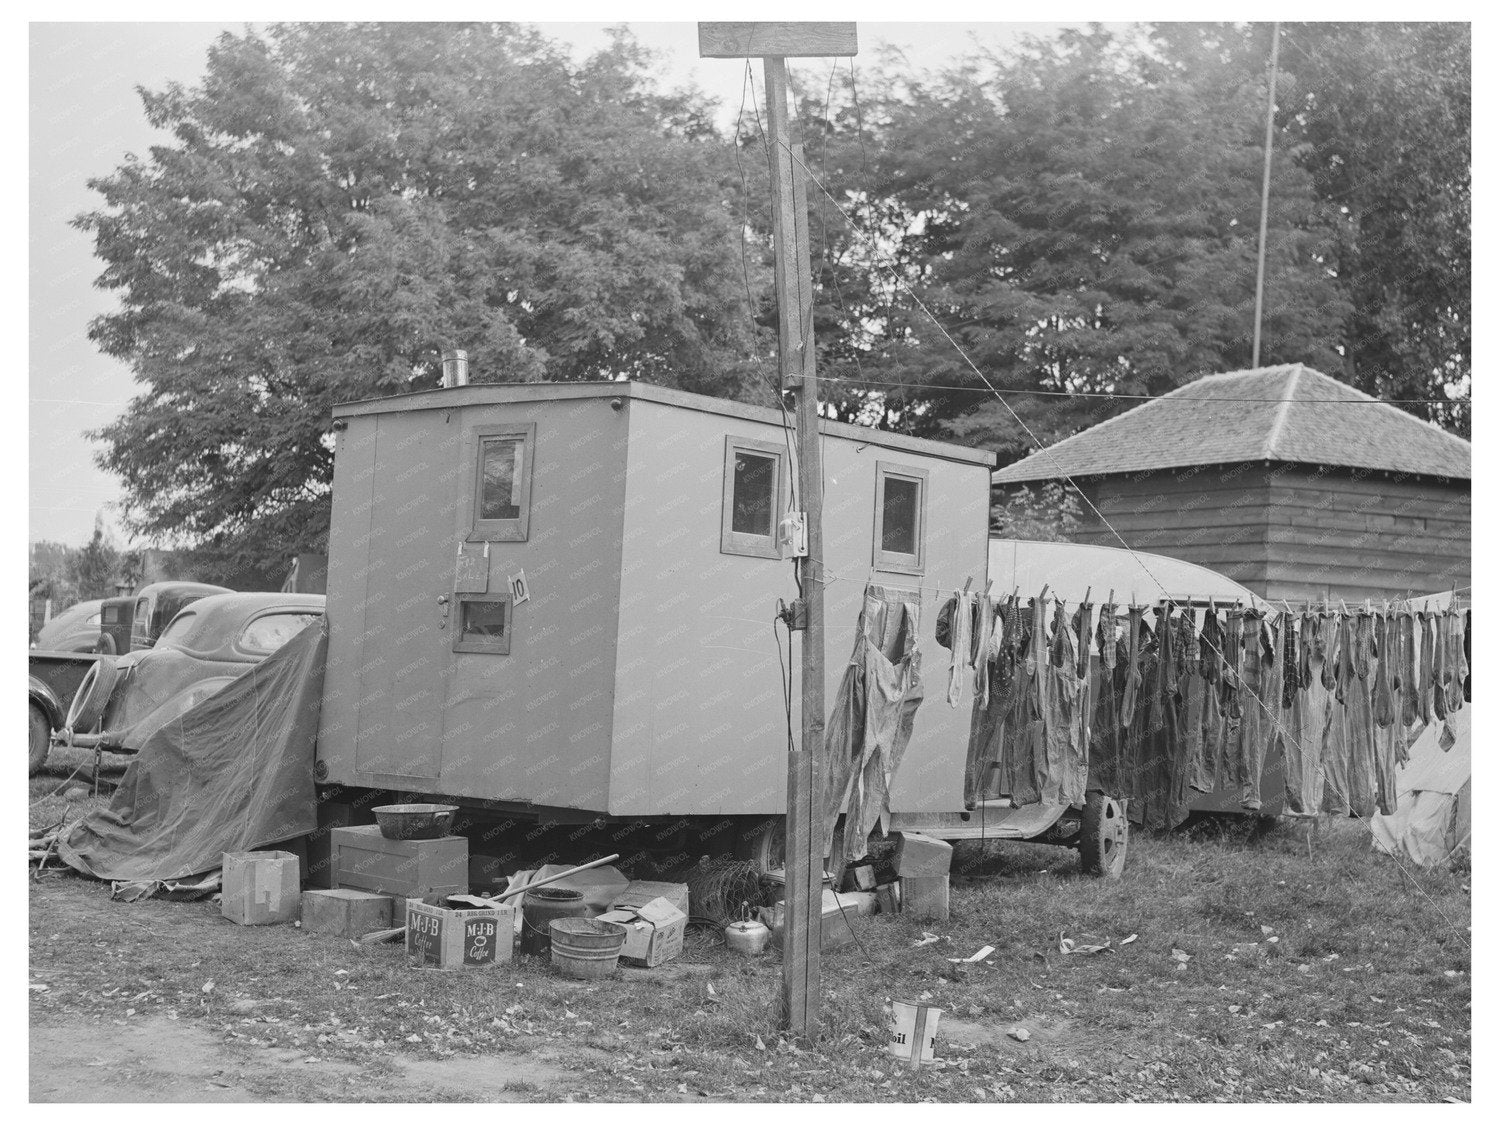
1252, 21, 1281, 368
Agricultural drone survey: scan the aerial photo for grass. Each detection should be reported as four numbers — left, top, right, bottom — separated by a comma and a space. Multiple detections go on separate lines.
29, 768, 1471, 1103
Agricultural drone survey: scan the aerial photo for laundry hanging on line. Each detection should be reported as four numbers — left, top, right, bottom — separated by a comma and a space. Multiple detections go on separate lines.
950, 593, 1469, 830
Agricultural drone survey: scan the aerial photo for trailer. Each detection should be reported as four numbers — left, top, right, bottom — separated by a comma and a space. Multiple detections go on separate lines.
314, 380, 1017, 854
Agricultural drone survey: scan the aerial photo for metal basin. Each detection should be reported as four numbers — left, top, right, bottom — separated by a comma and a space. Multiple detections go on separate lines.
373, 803, 459, 840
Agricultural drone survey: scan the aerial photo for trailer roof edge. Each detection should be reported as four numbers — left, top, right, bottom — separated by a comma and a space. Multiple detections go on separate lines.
332, 380, 998, 467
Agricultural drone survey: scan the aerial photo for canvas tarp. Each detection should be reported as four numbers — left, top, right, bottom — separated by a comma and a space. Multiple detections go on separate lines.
1370, 706, 1471, 868
59, 619, 327, 887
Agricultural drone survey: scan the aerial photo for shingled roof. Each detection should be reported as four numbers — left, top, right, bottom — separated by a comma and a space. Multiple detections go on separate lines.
993, 364, 1471, 484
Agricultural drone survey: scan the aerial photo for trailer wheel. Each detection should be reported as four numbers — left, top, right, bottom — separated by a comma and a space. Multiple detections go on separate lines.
65, 659, 120, 734
744, 818, 847, 886
1078, 793, 1129, 878
29, 702, 51, 776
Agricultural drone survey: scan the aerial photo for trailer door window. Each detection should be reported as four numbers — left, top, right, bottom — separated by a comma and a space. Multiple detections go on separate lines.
470, 422, 536, 542
873, 461, 928, 575
721, 436, 785, 560
453, 594, 513, 654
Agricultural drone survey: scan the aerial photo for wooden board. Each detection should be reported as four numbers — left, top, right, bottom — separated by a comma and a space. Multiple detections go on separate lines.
698, 22, 858, 59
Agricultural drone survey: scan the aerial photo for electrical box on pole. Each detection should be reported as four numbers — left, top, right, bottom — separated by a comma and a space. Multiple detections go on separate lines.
698, 21, 857, 1040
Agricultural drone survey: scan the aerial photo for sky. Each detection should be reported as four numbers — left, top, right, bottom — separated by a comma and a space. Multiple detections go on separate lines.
26, 19, 1101, 548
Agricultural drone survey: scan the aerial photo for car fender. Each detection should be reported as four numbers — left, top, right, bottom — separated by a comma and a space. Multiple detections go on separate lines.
28, 675, 64, 729
107, 673, 244, 751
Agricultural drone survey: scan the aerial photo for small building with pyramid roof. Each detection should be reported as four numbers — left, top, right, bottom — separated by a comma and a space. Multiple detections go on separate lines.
992, 364, 1470, 602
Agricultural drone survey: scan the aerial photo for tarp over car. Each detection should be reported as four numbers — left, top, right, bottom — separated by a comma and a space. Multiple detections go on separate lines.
59, 619, 326, 887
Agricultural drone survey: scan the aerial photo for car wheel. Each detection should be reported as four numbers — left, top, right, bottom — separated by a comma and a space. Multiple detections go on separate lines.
65, 659, 121, 734
28, 702, 50, 776
1078, 792, 1129, 878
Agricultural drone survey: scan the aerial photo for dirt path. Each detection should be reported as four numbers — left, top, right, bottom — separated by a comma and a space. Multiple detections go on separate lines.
30, 1013, 580, 1103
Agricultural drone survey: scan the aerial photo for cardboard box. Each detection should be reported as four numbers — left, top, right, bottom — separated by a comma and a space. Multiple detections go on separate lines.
597, 897, 686, 967
900, 874, 950, 921
613, 879, 690, 918
301, 888, 393, 938
406, 900, 517, 969
222, 850, 301, 926
332, 825, 467, 899
851, 865, 877, 891
892, 832, 953, 877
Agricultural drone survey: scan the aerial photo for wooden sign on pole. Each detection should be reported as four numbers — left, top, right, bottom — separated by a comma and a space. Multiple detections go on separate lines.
698, 21, 857, 1041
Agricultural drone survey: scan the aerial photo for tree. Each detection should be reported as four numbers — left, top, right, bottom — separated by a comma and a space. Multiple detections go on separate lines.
991, 482, 1082, 541
78, 23, 770, 573
790, 25, 1354, 465
66, 515, 123, 600
1273, 22, 1470, 435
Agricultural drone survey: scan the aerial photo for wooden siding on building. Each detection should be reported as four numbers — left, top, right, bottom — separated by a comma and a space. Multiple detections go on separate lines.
1024, 463, 1469, 603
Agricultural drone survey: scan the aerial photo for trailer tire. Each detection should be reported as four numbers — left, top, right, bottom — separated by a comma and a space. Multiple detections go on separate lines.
29, 702, 51, 776
65, 659, 120, 735
1078, 793, 1129, 879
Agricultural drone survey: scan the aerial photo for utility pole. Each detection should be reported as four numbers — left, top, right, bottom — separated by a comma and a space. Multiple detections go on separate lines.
1252, 21, 1281, 369
699, 21, 857, 1039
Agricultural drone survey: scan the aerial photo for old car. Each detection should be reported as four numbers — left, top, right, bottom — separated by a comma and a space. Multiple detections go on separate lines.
33, 599, 104, 652
95, 581, 232, 654
46, 592, 325, 764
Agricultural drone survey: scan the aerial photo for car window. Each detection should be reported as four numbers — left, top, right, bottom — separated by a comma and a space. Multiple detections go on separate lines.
238, 612, 320, 655
86, 611, 101, 626
157, 611, 198, 645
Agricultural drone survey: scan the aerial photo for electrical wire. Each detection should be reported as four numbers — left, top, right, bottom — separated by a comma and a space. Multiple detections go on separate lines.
816, 372, 1469, 406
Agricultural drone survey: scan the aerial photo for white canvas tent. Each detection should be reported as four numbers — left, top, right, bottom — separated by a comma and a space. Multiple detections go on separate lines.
1371, 707, 1471, 868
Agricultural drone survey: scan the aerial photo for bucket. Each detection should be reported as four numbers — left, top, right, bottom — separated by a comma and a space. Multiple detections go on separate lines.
521, 886, 588, 957
549, 918, 627, 980
888, 1000, 942, 1065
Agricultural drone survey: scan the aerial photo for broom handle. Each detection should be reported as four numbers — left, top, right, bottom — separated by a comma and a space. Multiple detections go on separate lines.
493, 853, 622, 902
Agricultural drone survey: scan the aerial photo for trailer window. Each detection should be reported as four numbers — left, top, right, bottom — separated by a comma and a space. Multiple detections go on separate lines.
453, 594, 513, 654
721, 436, 785, 560
470, 422, 536, 542
873, 461, 928, 575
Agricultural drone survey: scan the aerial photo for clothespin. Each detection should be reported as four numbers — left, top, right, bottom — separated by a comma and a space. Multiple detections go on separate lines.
962, 577, 973, 597
1106, 588, 1115, 608
983, 580, 994, 598
1038, 584, 1049, 603
1082, 585, 1092, 605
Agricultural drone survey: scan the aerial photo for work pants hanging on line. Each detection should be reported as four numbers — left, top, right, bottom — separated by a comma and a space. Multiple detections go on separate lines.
1344, 613, 1379, 819
1087, 604, 1126, 798
946, 590, 973, 710
1232, 610, 1275, 812
1214, 608, 1244, 790
1281, 612, 1324, 817
1321, 615, 1353, 817
999, 601, 1043, 808
1042, 600, 1090, 810
1190, 607, 1224, 794
1371, 611, 1404, 815
820, 585, 925, 865
963, 597, 1020, 807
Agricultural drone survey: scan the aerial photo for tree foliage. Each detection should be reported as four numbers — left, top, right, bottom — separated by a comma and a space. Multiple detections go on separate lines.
78, 22, 1468, 563
78, 23, 769, 571
1275, 22, 1470, 434
798, 25, 1357, 464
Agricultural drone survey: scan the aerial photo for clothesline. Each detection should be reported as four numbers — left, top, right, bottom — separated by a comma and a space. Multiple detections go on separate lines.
949, 589, 1469, 833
